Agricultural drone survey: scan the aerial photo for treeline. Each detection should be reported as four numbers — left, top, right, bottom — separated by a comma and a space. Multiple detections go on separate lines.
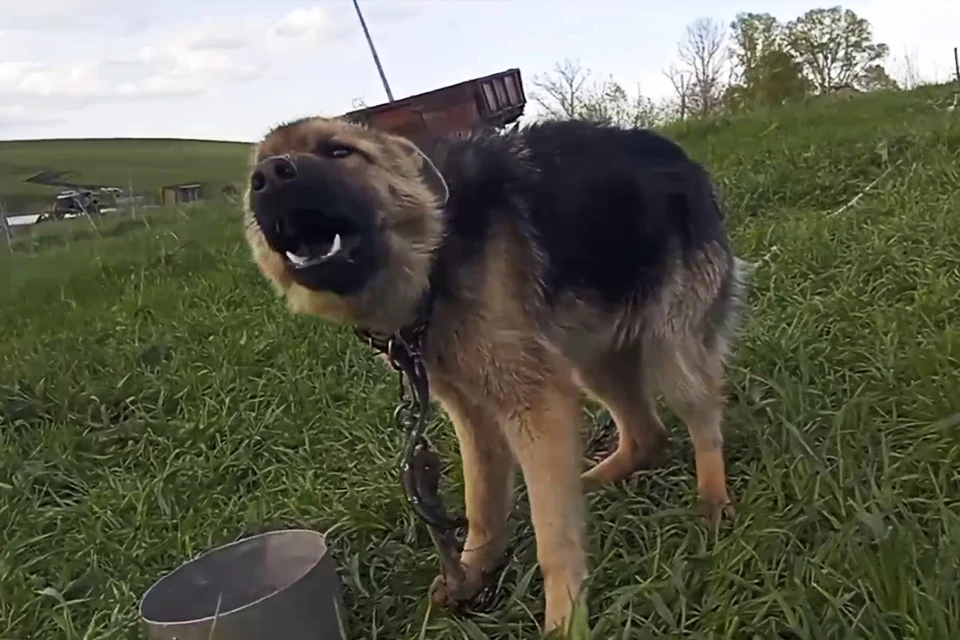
531, 5, 929, 127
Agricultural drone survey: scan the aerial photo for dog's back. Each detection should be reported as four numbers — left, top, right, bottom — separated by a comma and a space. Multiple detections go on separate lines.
522, 119, 730, 303
433, 118, 741, 364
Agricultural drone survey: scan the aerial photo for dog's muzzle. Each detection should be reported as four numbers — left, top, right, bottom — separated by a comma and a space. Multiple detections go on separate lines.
248, 153, 381, 295
249, 154, 369, 269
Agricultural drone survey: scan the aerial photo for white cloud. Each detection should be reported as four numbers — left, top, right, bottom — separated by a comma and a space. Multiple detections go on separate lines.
266, 6, 333, 49
0, 0, 145, 32
0, 105, 65, 131
0, 62, 102, 99
0, 0, 432, 137
0, 5, 343, 106
121, 38, 265, 98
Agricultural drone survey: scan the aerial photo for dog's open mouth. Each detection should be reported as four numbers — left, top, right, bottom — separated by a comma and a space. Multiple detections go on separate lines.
280, 212, 364, 270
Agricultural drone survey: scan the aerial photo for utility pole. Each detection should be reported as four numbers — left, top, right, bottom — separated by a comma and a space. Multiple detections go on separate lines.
352, 0, 395, 102
128, 176, 138, 218
954, 47, 959, 85
76, 196, 100, 236
0, 199, 12, 251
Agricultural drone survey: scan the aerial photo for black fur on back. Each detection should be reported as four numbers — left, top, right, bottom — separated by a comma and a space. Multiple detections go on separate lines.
425, 119, 729, 309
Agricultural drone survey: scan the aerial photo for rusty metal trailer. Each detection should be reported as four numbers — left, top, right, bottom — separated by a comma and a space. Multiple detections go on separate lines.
342, 68, 526, 144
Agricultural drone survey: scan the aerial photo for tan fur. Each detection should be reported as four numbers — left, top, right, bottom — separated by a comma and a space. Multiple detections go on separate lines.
427, 383, 515, 606
421, 228, 586, 633
245, 118, 444, 335
244, 117, 743, 635
502, 370, 587, 632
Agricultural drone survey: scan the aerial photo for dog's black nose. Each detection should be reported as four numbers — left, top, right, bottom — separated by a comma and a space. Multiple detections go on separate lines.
250, 155, 298, 193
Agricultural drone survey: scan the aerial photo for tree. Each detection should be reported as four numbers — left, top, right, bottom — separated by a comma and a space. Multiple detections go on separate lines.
580, 78, 663, 128
530, 58, 592, 120
892, 48, 923, 90
727, 12, 807, 110
729, 12, 781, 75
859, 64, 899, 91
675, 18, 729, 117
663, 64, 693, 121
784, 6, 890, 93
531, 59, 664, 127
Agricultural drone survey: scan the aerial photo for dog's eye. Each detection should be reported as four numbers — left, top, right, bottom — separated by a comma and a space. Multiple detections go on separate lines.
323, 143, 354, 159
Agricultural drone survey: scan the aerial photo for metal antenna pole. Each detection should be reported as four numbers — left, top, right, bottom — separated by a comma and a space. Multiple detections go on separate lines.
0, 199, 13, 251
352, 0, 395, 102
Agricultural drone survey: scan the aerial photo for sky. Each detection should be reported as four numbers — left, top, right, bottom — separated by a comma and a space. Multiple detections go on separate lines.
1, 0, 957, 142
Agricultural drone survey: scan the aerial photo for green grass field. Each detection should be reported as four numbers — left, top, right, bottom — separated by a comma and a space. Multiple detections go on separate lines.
0, 138, 251, 213
2, 84, 959, 639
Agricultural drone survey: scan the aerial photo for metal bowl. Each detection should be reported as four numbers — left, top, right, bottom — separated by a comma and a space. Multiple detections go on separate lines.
139, 528, 347, 640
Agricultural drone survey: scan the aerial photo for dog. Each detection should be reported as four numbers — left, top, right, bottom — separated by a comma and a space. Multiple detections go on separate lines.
243, 115, 746, 635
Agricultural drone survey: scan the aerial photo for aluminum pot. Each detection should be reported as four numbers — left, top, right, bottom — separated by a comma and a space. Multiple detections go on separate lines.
139, 528, 347, 640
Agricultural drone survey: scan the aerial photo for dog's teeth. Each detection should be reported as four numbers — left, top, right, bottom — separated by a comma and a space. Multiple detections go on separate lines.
322, 233, 342, 258
286, 235, 342, 267
285, 251, 308, 265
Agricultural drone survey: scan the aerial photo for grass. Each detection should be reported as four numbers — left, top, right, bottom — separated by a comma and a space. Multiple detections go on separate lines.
2, 83, 960, 639
0, 138, 251, 213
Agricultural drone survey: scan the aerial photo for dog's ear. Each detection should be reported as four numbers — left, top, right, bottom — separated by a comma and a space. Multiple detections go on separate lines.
388, 135, 449, 208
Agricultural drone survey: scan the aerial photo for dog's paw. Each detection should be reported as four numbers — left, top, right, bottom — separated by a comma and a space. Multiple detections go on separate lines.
428, 569, 486, 608
701, 497, 737, 527
581, 431, 670, 493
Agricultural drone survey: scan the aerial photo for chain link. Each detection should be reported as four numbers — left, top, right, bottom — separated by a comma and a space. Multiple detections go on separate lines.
354, 324, 521, 614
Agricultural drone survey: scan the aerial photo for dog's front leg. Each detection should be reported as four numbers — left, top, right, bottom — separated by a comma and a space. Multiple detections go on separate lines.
430, 389, 515, 605
504, 375, 588, 636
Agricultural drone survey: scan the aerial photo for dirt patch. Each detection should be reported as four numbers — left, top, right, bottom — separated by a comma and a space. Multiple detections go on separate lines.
24, 169, 117, 191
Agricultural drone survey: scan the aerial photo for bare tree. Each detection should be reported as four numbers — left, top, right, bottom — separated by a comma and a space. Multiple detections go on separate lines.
893, 48, 923, 90
675, 18, 728, 117
530, 58, 592, 120
532, 59, 665, 127
663, 64, 693, 121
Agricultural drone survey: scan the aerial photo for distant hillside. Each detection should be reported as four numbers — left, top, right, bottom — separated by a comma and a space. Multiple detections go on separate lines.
3, 83, 957, 216
0, 138, 252, 213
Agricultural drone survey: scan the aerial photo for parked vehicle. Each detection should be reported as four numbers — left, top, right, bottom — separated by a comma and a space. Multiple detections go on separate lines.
51, 189, 100, 219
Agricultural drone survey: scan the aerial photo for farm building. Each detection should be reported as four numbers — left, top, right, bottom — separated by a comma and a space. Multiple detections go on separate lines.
342, 68, 526, 144
160, 183, 203, 207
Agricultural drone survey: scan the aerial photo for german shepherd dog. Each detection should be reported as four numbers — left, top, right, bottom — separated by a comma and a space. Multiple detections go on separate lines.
244, 116, 746, 635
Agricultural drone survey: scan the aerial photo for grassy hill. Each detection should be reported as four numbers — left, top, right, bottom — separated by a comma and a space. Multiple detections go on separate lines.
0, 137, 252, 213
2, 84, 959, 639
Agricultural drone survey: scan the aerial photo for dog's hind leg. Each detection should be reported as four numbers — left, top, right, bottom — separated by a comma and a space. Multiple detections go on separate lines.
652, 255, 744, 523
576, 344, 670, 492
657, 337, 734, 523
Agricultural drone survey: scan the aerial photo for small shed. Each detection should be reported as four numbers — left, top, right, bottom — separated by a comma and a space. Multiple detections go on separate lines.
160, 183, 203, 207
342, 68, 526, 145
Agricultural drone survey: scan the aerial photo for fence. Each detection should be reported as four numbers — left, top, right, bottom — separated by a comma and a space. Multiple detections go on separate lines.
0, 181, 244, 253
